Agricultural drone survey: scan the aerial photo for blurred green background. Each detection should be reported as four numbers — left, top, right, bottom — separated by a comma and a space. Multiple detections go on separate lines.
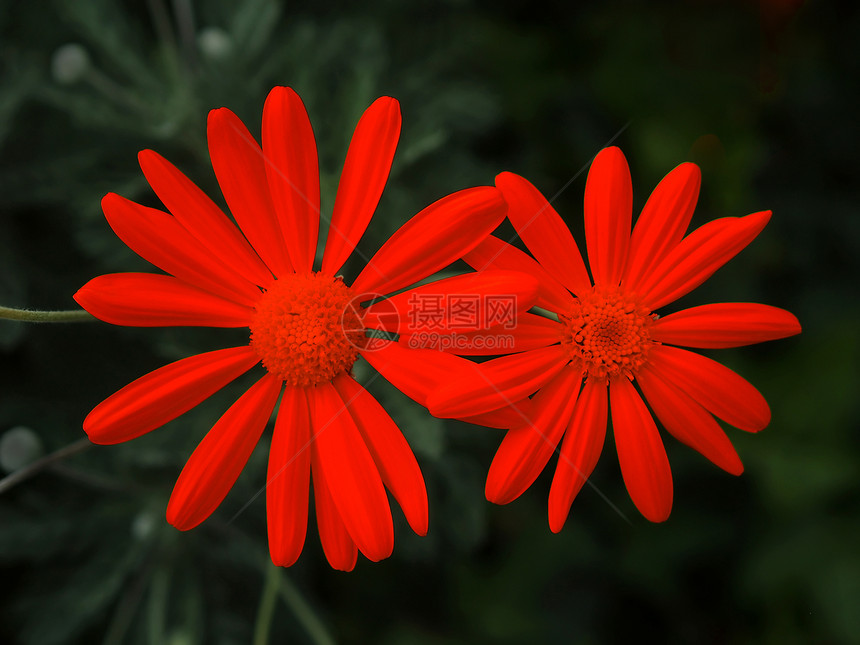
1, 0, 857, 643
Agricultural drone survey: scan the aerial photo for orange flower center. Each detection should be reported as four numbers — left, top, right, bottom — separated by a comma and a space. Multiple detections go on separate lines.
559, 286, 655, 381
250, 273, 364, 387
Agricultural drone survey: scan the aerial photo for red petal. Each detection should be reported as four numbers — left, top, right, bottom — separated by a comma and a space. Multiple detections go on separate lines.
75, 273, 254, 327
426, 346, 569, 418
166, 373, 282, 530
309, 383, 393, 562
84, 346, 260, 445
651, 302, 801, 348
647, 345, 771, 432
262, 87, 320, 273
350, 186, 507, 297
101, 193, 261, 306
462, 234, 572, 312
360, 342, 533, 426
364, 270, 538, 336
583, 147, 632, 286
609, 378, 673, 522
360, 342, 470, 407
637, 365, 743, 475
207, 107, 292, 276
333, 374, 428, 536
485, 367, 582, 504
400, 312, 561, 356
547, 378, 608, 533
138, 149, 273, 287
637, 211, 772, 311
267, 386, 311, 567
623, 162, 700, 289
311, 456, 358, 571
323, 97, 401, 275
496, 172, 592, 297
459, 404, 533, 430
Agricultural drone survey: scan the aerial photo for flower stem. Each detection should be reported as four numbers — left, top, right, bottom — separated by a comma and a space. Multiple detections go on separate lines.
253, 562, 281, 645
253, 561, 336, 645
0, 305, 95, 323
278, 570, 336, 645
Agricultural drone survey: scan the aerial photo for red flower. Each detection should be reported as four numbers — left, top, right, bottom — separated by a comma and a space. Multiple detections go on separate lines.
74, 87, 528, 570
427, 147, 801, 529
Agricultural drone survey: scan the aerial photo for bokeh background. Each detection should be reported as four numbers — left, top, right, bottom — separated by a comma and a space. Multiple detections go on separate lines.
1, 1, 857, 643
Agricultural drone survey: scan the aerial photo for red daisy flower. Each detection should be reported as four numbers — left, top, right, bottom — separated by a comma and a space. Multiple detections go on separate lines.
427, 147, 801, 529
74, 86, 534, 570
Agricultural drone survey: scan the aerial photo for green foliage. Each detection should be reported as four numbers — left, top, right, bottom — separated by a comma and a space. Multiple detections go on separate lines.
1, 1, 858, 644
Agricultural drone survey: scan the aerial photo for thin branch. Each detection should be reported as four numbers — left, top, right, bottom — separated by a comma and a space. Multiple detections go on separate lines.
0, 305, 95, 323
0, 438, 91, 495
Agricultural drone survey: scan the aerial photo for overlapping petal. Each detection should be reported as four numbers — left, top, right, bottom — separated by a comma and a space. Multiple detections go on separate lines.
637, 365, 743, 475
138, 149, 273, 287
647, 345, 770, 432
267, 386, 312, 567
463, 234, 572, 312
75, 273, 254, 327
485, 366, 582, 504
363, 270, 538, 336
610, 377, 673, 522
362, 342, 533, 428
310, 382, 393, 562
101, 193, 261, 306
548, 379, 607, 533
350, 186, 507, 297
323, 97, 401, 276
208, 107, 292, 276
334, 374, 428, 536
496, 172, 592, 297
311, 456, 358, 572
84, 346, 260, 445
166, 373, 282, 530
623, 162, 700, 288
583, 147, 632, 286
651, 303, 801, 348
400, 312, 561, 356
262, 87, 320, 273
637, 211, 772, 311
427, 346, 569, 418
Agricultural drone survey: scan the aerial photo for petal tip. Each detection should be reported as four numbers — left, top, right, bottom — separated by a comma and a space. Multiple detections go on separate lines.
165, 505, 196, 532
137, 148, 157, 167
374, 95, 401, 112
206, 106, 236, 131
548, 516, 565, 534
494, 170, 519, 186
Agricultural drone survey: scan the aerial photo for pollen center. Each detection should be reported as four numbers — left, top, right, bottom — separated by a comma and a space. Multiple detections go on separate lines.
250, 273, 364, 387
559, 286, 656, 381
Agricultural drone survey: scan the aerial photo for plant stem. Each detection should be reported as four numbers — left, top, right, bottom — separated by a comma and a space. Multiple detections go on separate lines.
0, 305, 95, 323
253, 562, 281, 645
279, 572, 336, 645
253, 562, 336, 645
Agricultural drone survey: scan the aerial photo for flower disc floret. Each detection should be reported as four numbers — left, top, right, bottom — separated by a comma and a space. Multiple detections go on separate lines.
559, 286, 656, 381
250, 273, 364, 386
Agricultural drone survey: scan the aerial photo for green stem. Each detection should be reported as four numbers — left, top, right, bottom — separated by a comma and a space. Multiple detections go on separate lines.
278, 572, 336, 645
0, 305, 95, 323
253, 562, 281, 645
253, 562, 336, 645
147, 565, 171, 645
